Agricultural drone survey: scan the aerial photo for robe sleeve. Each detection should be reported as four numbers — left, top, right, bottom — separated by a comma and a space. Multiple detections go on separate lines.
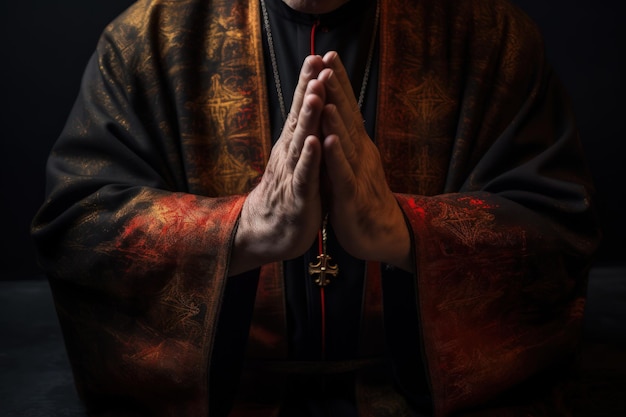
30, 4, 250, 414
385, 2, 601, 415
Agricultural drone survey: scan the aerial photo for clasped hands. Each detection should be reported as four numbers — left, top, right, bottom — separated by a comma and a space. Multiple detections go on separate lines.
230, 52, 412, 276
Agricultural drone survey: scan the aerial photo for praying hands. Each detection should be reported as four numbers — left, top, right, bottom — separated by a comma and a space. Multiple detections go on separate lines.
230, 52, 412, 276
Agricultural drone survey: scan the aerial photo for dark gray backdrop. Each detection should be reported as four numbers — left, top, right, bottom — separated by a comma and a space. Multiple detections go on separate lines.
1, 0, 624, 279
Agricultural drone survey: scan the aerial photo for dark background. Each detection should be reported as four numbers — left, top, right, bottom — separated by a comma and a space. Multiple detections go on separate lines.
1, 0, 625, 279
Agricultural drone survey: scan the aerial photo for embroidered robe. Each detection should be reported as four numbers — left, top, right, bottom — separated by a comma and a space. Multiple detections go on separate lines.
31, 0, 600, 415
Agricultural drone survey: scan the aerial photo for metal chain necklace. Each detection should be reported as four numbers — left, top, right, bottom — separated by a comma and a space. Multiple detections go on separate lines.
260, 0, 380, 122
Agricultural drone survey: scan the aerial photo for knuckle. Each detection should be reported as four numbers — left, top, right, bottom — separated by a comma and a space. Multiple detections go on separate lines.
287, 111, 298, 130
288, 141, 301, 163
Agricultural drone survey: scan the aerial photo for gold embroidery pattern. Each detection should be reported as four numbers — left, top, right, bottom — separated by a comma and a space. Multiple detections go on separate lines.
400, 74, 456, 128
169, 1, 267, 196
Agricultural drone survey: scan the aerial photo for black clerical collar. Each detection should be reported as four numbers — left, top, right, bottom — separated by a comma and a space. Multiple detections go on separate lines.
266, 0, 375, 28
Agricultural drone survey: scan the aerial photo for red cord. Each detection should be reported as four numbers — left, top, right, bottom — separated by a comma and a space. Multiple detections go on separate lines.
316, 228, 326, 358
310, 19, 320, 55
311, 19, 326, 358
320, 286, 326, 359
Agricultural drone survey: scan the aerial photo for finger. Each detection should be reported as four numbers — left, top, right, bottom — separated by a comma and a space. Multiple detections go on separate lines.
318, 67, 365, 148
322, 52, 360, 113
290, 80, 326, 156
322, 133, 356, 199
293, 135, 322, 201
321, 103, 357, 164
288, 55, 325, 125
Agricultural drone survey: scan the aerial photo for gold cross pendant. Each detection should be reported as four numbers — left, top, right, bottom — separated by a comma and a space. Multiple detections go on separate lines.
308, 215, 339, 287
309, 253, 339, 287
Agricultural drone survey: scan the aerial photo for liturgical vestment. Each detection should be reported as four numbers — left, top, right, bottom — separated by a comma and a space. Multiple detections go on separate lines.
31, 0, 600, 416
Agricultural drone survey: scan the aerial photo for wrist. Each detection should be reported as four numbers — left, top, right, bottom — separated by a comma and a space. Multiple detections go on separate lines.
228, 197, 272, 276
380, 205, 414, 273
